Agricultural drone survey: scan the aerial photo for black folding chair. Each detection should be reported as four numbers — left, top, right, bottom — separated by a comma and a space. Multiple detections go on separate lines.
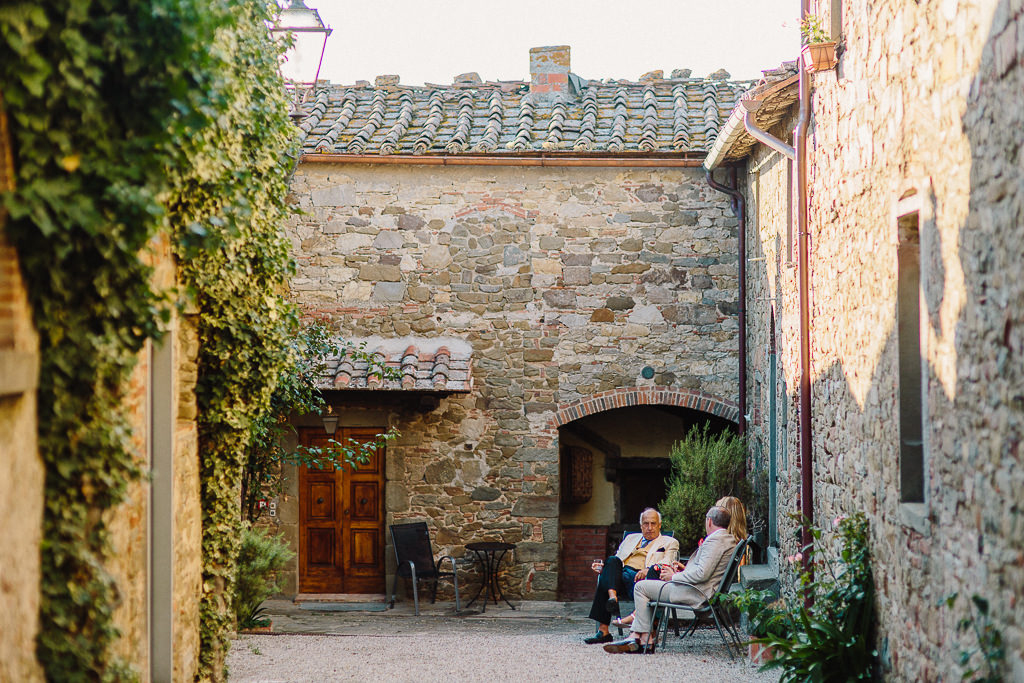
649, 535, 750, 658
388, 522, 460, 616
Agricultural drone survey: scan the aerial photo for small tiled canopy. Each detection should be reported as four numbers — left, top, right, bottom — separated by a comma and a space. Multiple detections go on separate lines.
320, 337, 473, 393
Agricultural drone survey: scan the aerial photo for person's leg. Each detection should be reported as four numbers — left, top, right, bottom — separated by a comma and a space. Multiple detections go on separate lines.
628, 579, 662, 639
587, 556, 626, 632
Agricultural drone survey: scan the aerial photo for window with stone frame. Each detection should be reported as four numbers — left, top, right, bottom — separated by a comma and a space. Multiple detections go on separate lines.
897, 210, 925, 503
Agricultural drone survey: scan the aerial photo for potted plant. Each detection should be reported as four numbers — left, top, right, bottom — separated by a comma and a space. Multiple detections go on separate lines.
721, 589, 790, 664
800, 14, 838, 72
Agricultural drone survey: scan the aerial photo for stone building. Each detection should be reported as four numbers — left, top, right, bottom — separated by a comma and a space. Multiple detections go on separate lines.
706, 0, 1023, 678
281, 46, 749, 600
0, 102, 203, 681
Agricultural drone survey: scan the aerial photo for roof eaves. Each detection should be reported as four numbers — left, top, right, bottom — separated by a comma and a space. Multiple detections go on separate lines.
703, 70, 800, 170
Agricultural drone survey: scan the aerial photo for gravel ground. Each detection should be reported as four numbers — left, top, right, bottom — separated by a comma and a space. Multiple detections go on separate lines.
227, 616, 780, 682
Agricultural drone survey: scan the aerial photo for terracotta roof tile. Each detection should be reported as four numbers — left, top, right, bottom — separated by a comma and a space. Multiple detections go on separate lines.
320, 337, 473, 393
298, 74, 752, 156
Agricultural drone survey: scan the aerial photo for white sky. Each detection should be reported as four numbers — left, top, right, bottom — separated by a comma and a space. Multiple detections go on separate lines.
310, 0, 799, 86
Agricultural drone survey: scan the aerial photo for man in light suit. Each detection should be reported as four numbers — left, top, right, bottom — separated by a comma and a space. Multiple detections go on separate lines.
583, 508, 680, 644
604, 505, 737, 654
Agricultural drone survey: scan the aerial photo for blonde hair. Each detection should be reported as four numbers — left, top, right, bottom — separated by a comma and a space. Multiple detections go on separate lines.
715, 496, 748, 542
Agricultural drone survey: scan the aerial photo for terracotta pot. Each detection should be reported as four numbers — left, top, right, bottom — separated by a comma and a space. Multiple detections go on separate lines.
749, 641, 776, 665
801, 42, 838, 72
239, 620, 273, 634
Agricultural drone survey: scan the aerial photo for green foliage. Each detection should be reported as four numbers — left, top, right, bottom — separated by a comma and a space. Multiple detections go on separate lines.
943, 593, 1006, 682
241, 323, 400, 523
720, 588, 790, 639
659, 424, 750, 551
756, 513, 876, 681
1, 0, 298, 679
234, 525, 294, 630
161, 1, 298, 677
800, 14, 830, 45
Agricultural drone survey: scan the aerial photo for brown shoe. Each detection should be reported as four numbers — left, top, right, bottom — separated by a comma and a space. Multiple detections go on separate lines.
603, 637, 641, 654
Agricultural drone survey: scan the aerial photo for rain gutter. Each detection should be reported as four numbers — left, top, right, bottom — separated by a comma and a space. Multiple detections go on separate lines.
796, 0, 814, 567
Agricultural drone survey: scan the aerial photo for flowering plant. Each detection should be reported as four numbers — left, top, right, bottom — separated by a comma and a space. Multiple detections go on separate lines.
754, 512, 876, 680
799, 14, 831, 45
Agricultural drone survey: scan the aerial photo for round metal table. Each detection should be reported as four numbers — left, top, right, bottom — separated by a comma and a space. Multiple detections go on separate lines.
465, 541, 516, 612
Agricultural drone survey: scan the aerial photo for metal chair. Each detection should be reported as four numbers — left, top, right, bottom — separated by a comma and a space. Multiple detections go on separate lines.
649, 535, 750, 658
388, 522, 460, 616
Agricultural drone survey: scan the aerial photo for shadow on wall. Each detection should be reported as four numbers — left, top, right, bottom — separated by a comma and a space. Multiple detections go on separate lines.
776, 2, 1023, 678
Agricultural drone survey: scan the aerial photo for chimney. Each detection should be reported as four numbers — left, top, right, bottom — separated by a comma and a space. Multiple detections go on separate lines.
530, 45, 570, 95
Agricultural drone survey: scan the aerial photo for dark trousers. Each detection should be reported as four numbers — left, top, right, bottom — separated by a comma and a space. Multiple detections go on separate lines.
588, 556, 659, 625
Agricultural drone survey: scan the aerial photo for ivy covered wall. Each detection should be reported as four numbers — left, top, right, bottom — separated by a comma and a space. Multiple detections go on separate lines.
0, 1, 298, 680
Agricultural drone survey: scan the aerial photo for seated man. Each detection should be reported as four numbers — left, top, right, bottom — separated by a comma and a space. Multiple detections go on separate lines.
583, 507, 679, 644
604, 505, 737, 654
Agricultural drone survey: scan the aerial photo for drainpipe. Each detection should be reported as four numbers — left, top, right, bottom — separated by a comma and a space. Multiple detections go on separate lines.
705, 167, 746, 437
740, 100, 795, 160
796, 0, 814, 567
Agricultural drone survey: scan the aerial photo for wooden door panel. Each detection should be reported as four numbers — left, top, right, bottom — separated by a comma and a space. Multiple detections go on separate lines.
350, 482, 378, 521
307, 528, 336, 566
298, 426, 386, 594
308, 483, 335, 519
349, 529, 379, 567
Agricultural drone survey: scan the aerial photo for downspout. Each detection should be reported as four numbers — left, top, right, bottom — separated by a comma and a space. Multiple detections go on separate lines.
796, 0, 814, 568
705, 167, 747, 437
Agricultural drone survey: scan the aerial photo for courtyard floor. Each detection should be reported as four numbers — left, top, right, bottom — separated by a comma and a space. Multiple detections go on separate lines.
227, 599, 780, 682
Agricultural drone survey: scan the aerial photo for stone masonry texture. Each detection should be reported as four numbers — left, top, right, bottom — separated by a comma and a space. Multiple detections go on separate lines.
286, 163, 740, 599
736, 0, 1024, 679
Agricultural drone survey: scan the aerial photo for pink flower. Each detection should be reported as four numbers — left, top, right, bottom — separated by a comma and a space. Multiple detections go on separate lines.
786, 552, 804, 564
833, 515, 846, 528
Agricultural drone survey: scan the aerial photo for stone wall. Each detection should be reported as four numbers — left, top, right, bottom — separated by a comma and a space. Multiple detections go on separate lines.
287, 162, 740, 598
743, 0, 1024, 678
0, 103, 45, 681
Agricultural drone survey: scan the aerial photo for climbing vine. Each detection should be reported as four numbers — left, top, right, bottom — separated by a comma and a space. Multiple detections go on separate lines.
1, 0, 296, 680
165, 2, 298, 676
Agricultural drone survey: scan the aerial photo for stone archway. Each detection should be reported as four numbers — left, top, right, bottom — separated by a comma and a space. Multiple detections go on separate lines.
553, 388, 738, 599
550, 387, 739, 429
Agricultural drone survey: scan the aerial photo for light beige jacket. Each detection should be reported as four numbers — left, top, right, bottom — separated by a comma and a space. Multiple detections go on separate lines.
615, 533, 680, 568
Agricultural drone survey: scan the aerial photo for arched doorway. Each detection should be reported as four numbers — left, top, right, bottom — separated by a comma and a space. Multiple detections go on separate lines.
552, 389, 737, 600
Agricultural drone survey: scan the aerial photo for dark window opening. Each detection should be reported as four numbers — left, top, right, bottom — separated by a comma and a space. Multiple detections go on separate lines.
897, 211, 924, 503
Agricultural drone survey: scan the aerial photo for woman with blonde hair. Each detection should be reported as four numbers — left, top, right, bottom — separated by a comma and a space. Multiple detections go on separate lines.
715, 496, 748, 542
716, 495, 748, 565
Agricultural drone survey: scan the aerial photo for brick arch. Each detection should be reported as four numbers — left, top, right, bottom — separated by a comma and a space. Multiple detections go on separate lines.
550, 387, 739, 428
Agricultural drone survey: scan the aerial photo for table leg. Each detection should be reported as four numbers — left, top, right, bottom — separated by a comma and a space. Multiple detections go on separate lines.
464, 549, 488, 611
490, 549, 516, 610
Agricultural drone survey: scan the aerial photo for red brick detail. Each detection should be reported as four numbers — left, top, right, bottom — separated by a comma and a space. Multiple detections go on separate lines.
550, 387, 739, 428
558, 525, 608, 601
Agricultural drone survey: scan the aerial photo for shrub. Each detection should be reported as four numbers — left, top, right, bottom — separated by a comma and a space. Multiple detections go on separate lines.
233, 526, 295, 630
756, 512, 876, 681
659, 424, 750, 551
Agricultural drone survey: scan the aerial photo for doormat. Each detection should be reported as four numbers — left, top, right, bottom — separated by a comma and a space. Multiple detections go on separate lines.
299, 602, 389, 612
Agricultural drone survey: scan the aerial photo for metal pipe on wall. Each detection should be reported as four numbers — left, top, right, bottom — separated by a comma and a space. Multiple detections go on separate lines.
705, 167, 747, 437
796, 0, 814, 566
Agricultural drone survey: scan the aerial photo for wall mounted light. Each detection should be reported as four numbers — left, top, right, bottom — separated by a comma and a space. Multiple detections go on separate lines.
321, 404, 338, 435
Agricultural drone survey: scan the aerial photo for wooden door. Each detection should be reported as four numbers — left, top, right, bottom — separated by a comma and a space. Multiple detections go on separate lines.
298, 427, 386, 593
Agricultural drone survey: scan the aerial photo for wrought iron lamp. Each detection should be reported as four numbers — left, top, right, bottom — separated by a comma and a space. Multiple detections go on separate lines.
270, 0, 333, 122
321, 404, 339, 436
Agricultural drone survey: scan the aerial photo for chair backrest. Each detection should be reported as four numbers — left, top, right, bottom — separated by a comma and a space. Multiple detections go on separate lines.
714, 535, 751, 597
390, 522, 437, 575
